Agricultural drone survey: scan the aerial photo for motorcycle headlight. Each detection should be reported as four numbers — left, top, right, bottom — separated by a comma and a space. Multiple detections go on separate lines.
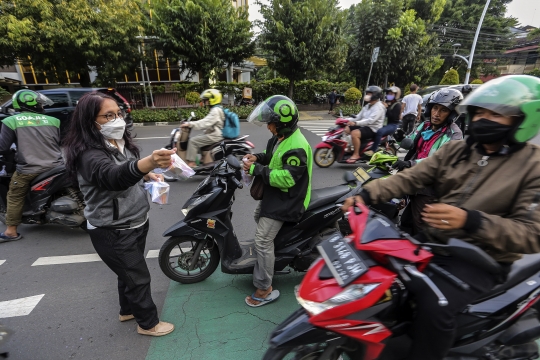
295, 283, 380, 316
181, 193, 213, 216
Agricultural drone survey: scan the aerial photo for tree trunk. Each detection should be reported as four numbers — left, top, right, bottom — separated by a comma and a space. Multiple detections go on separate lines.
79, 70, 92, 88
202, 76, 211, 90
287, 79, 294, 99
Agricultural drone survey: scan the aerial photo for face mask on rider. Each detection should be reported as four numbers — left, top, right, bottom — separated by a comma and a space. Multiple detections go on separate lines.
470, 118, 514, 144
364, 95, 372, 102
386, 94, 395, 101
96, 118, 126, 140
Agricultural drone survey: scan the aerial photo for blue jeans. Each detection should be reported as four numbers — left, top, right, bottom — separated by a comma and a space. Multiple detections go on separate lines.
370, 123, 398, 152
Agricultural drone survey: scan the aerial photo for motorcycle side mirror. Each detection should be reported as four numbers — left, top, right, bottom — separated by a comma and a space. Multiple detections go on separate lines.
226, 154, 241, 170
400, 137, 414, 150
343, 171, 357, 184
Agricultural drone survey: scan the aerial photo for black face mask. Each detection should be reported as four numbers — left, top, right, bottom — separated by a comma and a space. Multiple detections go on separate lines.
470, 118, 514, 144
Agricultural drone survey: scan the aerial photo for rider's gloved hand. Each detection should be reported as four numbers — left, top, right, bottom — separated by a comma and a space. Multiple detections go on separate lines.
392, 160, 412, 171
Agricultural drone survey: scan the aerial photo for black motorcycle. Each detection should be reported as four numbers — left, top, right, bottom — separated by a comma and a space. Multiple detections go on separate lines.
158, 155, 359, 284
0, 150, 85, 228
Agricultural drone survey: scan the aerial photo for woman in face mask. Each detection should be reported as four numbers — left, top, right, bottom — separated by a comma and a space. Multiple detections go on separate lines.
63, 92, 176, 337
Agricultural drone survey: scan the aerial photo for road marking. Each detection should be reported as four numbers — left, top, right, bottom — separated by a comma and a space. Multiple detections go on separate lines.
146, 250, 159, 258
32, 254, 102, 266
135, 136, 170, 140
0, 260, 5, 266
147, 248, 189, 259
0, 294, 45, 318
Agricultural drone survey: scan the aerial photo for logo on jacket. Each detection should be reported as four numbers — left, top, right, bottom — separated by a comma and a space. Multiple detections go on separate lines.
206, 219, 216, 229
287, 156, 301, 166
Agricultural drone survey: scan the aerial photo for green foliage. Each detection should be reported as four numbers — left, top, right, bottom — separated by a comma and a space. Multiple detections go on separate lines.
403, 82, 413, 96
335, 104, 362, 116
170, 83, 204, 96
526, 68, 540, 78
150, 0, 255, 87
0, 0, 145, 86
185, 92, 201, 105
439, 68, 460, 85
470, 79, 484, 84
344, 87, 362, 103
256, 0, 346, 98
0, 87, 10, 98
405, 0, 446, 23
131, 105, 255, 123
153, 85, 166, 94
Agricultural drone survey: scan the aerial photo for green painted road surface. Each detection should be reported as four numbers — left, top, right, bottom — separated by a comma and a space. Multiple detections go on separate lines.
146, 270, 306, 360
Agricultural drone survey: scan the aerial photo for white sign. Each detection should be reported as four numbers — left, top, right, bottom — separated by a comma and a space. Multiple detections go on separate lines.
371, 47, 380, 63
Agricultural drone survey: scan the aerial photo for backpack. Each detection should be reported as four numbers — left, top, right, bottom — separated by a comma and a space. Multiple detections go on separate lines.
220, 107, 240, 139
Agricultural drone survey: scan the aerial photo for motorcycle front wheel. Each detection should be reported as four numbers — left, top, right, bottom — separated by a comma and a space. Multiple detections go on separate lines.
159, 236, 220, 284
263, 343, 361, 360
314, 148, 336, 168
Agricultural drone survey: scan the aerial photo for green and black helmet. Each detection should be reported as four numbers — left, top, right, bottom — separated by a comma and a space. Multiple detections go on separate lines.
247, 95, 299, 136
12, 90, 54, 114
457, 75, 540, 143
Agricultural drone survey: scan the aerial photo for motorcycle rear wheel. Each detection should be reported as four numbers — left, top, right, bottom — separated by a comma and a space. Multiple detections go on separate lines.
159, 236, 220, 284
314, 148, 336, 168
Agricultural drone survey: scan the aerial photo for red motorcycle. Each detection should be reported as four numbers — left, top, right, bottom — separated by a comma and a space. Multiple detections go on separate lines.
314, 118, 398, 168
264, 204, 540, 360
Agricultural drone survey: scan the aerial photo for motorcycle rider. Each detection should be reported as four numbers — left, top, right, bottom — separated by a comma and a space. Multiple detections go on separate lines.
393, 88, 463, 234
344, 75, 540, 360
243, 95, 312, 307
180, 89, 224, 168
0, 90, 63, 242
344, 85, 386, 163
362, 86, 402, 159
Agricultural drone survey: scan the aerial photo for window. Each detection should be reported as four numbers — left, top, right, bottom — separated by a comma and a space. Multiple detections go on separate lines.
69, 91, 90, 106
526, 51, 538, 65
42, 93, 69, 108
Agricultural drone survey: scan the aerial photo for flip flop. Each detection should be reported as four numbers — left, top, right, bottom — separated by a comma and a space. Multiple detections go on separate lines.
0, 232, 22, 243
346, 157, 361, 164
245, 290, 280, 308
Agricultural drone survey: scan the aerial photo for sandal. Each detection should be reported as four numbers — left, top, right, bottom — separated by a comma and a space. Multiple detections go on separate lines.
0, 232, 22, 243
245, 290, 280, 308
346, 157, 361, 164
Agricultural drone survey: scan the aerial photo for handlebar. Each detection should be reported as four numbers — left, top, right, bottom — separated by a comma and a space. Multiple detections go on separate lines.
231, 176, 243, 189
404, 265, 448, 306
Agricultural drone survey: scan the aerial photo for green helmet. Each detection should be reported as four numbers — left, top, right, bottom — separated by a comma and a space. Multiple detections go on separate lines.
247, 95, 299, 136
12, 90, 54, 114
457, 75, 540, 143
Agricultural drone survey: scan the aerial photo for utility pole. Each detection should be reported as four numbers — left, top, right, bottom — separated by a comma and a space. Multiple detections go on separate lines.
465, 0, 491, 84
145, 64, 155, 108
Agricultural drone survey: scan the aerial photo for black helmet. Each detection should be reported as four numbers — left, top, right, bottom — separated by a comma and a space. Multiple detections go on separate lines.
424, 88, 463, 123
247, 95, 299, 137
462, 85, 473, 96
12, 90, 53, 114
365, 85, 383, 102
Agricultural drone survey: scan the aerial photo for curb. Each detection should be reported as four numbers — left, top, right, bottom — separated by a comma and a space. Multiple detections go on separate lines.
133, 119, 251, 126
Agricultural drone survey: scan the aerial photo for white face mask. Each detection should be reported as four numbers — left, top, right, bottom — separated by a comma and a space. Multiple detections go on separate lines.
96, 118, 126, 140
364, 94, 372, 102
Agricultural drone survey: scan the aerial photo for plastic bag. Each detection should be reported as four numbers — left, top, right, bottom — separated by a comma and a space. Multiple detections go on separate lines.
154, 153, 195, 180
144, 180, 170, 205
241, 157, 254, 186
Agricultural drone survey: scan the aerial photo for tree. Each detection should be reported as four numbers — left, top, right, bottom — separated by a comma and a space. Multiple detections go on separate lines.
526, 68, 540, 78
150, 0, 254, 88
0, 0, 146, 86
345, 0, 442, 89
256, 0, 346, 98
470, 78, 483, 84
440, 68, 460, 84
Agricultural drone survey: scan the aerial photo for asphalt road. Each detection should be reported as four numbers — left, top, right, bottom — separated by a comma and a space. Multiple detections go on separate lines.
0, 122, 353, 360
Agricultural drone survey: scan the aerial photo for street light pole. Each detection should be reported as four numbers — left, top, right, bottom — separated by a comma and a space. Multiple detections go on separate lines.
465, 0, 491, 84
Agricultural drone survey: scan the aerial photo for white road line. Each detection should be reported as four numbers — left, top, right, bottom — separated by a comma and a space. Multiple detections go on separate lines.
135, 136, 170, 140
146, 250, 159, 258
0, 294, 45, 318
32, 254, 102, 266
146, 248, 190, 258
0, 260, 5, 266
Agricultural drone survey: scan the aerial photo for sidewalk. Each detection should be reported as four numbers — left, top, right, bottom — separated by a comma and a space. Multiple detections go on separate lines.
299, 110, 336, 121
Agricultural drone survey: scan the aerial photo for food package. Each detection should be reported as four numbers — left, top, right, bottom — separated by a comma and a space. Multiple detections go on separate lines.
154, 153, 195, 180
144, 180, 170, 204
241, 157, 254, 186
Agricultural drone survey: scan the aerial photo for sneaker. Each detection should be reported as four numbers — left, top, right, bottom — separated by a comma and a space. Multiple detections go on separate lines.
137, 321, 175, 337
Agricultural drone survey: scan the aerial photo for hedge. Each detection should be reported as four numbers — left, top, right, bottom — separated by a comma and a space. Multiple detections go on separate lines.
335, 104, 362, 117
131, 105, 255, 123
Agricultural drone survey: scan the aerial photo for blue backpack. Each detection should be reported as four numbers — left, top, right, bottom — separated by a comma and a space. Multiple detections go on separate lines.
221, 108, 240, 139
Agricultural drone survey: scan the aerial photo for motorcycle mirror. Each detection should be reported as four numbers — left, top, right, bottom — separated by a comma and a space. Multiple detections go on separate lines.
226, 154, 241, 170
400, 137, 414, 150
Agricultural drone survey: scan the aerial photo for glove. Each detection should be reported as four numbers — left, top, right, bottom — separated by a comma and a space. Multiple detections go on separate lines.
392, 160, 412, 171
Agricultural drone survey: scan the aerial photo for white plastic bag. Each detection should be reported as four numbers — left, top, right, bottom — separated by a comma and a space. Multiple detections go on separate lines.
154, 153, 195, 180
144, 180, 170, 204
241, 157, 254, 186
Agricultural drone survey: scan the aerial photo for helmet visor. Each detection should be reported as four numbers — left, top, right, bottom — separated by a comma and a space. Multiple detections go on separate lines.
37, 93, 54, 107
246, 101, 276, 126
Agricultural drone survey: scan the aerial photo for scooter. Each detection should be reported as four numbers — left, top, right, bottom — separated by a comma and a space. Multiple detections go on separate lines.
264, 204, 540, 360
314, 115, 398, 168
0, 149, 86, 229
157, 155, 361, 284
166, 111, 255, 176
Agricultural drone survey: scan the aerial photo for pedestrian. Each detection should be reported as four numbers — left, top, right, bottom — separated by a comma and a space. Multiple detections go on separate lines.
400, 84, 423, 134
328, 89, 338, 114
63, 92, 176, 337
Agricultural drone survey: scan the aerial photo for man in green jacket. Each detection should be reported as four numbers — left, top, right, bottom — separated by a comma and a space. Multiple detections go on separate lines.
345, 75, 540, 359
243, 95, 312, 307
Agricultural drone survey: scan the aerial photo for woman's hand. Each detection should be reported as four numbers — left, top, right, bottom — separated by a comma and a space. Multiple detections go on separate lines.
137, 148, 177, 174
144, 172, 164, 182
421, 203, 467, 230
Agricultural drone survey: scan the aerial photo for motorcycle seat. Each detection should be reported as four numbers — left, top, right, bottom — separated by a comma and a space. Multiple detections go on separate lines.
31, 165, 66, 185
482, 254, 540, 298
200, 136, 249, 152
307, 185, 351, 211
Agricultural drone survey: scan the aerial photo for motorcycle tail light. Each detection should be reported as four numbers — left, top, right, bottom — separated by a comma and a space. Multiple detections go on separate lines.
245, 141, 255, 149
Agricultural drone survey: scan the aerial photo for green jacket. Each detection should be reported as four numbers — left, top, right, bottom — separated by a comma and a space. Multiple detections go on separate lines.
250, 128, 312, 222
405, 121, 463, 163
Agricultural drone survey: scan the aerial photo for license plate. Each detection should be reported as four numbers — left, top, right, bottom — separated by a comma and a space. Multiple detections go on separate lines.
317, 233, 368, 287
322, 135, 328, 142
353, 167, 371, 183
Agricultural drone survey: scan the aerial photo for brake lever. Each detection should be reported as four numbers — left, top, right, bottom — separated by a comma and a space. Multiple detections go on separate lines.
404, 265, 448, 306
